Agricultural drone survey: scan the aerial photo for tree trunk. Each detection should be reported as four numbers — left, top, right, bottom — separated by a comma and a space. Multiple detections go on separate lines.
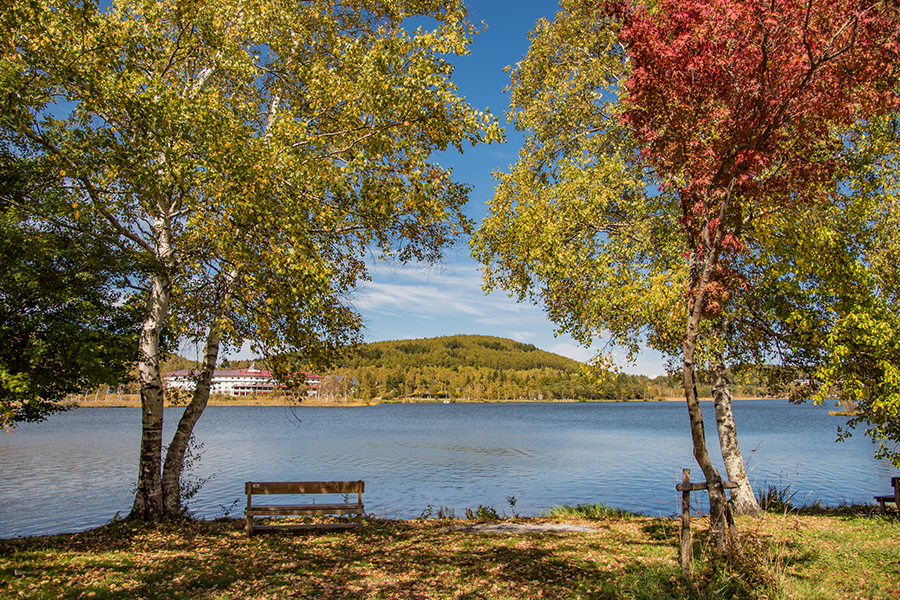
161, 273, 233, 514
130, 208, 177, 522
680, 186, 738, 554
130, 269, 172, 521
710, 323, 762, 516
683, 312, 727, 554
160, 324, 221, 514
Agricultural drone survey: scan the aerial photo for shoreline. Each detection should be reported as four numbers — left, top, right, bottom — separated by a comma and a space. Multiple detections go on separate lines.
71, 395, 775, 409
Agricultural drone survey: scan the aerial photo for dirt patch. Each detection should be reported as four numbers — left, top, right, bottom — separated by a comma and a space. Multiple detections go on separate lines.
449, 522, 600, 534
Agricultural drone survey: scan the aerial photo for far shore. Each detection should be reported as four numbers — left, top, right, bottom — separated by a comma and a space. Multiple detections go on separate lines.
71, 394, 774, 409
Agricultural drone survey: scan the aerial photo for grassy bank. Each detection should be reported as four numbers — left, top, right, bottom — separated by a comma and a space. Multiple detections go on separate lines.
1, 508, 897, 599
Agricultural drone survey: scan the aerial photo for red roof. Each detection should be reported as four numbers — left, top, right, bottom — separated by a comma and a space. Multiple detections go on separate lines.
165, 368, 323, 380
165, 368, 269, 378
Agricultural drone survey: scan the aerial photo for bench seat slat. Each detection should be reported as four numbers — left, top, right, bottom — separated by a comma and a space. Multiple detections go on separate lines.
246, 507, 364, 517
250, 523, 360, 531
247, 503, 362, 511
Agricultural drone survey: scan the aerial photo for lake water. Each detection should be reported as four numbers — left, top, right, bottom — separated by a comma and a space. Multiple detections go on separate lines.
2, 399, 898, 538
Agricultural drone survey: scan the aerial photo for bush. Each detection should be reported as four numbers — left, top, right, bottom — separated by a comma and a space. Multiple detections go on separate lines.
757, 483, 798, 513
465, 505, 500, 520
540, 502, 640, 519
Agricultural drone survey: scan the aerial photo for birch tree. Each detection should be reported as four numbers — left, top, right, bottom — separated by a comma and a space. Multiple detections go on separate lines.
2, 0, 500, 520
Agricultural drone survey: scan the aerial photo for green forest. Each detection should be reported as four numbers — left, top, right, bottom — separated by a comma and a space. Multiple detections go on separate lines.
331, 335, 784, 401
334, 335, 613, 401
165, 335, 778, 402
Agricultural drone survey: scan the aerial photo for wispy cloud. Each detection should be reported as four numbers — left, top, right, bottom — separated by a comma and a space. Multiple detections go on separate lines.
355, 280, 490, 319
356, 260, 543, 327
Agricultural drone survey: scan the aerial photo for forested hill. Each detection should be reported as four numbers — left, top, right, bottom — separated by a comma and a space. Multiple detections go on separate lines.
335, 335, 583, 372
332, 335, 616, 401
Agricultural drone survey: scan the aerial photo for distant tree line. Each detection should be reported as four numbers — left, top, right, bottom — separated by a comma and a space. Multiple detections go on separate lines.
326, 335, 774, 402
152, 335, 795, 402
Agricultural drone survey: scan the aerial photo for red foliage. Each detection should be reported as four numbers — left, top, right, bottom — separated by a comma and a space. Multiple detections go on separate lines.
615, 0, 900, 313
620, 0, 898, 210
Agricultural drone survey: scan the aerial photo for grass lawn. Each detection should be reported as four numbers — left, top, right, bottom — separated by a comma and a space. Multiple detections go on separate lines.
1, 507, 898, 599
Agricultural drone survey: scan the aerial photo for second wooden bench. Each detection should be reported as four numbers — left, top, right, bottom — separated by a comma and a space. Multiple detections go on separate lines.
874, 477, 900, 513
244, 480, 365, 535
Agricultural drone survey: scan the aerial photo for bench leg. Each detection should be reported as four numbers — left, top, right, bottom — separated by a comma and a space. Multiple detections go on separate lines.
246, 515, 254, 537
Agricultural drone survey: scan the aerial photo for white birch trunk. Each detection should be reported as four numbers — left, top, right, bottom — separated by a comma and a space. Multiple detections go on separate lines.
161, 271, 235, 514
710, 330, 762, 516
130, 217, 174, 521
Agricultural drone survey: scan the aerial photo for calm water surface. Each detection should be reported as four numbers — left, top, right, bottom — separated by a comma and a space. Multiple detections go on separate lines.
2, 400, 897, 538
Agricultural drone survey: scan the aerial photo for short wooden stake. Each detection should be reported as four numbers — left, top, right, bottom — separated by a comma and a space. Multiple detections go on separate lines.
681, 469, 692, 578
676, 469, 739, 578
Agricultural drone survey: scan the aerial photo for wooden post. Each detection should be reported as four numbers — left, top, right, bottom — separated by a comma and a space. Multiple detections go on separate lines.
676, 470, 740, 576
357, 486, 364, 532
681, 469, 692, 578
245, 482, 254, 537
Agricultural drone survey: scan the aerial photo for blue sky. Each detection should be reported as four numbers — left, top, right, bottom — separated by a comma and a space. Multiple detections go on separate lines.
232, 1, 669, 376
352, 1, 669, 377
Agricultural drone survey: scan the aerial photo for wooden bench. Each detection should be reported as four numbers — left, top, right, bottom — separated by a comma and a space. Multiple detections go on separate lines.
874, 477, 900, 513
244, 480, 365, 535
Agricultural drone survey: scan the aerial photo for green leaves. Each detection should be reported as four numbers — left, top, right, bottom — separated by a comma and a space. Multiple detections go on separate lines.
0, 148, 139, 427
472, 0, 684, 366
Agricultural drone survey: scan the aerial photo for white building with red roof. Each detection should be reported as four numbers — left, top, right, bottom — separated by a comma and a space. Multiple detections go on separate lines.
164, 362, 323, 397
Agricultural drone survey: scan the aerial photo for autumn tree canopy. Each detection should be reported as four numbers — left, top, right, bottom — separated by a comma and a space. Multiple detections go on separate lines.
1, 0, 501, 520
474, 0, 900, 539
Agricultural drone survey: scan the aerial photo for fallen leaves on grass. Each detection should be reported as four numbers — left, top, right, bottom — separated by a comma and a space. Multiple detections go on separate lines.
0, 512, 897, 599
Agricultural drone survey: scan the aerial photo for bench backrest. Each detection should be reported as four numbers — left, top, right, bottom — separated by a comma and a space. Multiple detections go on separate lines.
893, 477, 900, 503
245, 481, 364, 496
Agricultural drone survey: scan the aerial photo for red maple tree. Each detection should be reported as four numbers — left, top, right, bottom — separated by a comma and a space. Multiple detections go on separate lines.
612, 0, 899, 546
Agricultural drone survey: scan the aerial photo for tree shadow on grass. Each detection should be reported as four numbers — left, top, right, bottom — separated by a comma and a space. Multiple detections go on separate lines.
0, 517, 781, 599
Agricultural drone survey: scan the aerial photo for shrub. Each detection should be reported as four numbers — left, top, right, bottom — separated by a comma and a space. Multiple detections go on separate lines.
465, 505, 500, 520
540, 502, 639, 519
757, 484, 798, 513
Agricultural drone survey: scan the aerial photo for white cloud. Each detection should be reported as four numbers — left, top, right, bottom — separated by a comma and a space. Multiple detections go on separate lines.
355, 280, 489, 319
222, 256, 670, 377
